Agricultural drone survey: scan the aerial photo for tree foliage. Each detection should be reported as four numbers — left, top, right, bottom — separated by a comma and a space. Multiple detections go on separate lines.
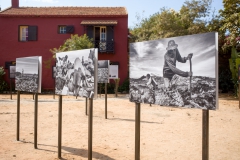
130, 0, 222, 42
219, 0, 240, 50
0, 66, 8, 92
218, 0, 240, 96
44, 34, 94, 68
50, 34, 94, 59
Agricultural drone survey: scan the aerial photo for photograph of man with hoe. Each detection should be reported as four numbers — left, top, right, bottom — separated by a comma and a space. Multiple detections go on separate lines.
163, 40, 193, 91
129, 32, 218, 110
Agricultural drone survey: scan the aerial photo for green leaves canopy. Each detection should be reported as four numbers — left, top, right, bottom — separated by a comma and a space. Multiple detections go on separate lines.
43, 34, 94, 69
219, 0, 240, 49
50, 34, 94, 59
130, 0, 221, 42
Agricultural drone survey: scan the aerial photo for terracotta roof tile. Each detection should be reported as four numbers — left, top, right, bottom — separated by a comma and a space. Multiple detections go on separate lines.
81, 20, 118, 25
0, 7, 128, 17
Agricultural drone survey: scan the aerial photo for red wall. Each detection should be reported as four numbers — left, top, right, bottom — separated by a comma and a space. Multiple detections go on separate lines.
0, 16, 128, 90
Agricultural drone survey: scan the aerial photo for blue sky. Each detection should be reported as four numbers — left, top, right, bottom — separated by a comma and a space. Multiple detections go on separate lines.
0, 0, 223, 28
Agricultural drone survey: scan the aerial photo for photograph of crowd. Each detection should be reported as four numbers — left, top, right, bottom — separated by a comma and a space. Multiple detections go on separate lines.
109, 65, 118, 79
98, 60, 109, 83
55, 48, 98, 98
9, 65, 16, 79
129, 32, 218, 110
15, 56, 42, 93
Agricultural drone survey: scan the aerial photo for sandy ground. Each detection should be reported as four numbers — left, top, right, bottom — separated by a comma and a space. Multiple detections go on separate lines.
0, 93, 240, 160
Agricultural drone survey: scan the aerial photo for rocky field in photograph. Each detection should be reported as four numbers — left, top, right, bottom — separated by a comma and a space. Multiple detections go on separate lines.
15, 73, 38, 93
130, 75, 216, 110
98, 68, 109, 83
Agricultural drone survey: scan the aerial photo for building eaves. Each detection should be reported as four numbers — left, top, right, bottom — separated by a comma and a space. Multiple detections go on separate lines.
81, 20, 118, 25
0, 6, 128, 18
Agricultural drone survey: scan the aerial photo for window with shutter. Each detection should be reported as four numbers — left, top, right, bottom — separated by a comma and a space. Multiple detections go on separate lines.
58, 25, 75, 34
84, 24, 115, 53
19, 25, 38, 42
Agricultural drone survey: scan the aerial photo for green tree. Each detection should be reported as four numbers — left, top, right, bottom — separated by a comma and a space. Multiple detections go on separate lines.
219, 0, 240, 50
50, 34, 94, 59
130, 0, 220, 42
44, 34, 94, 68
219, 0, 240, 96
0, 67, 8, 93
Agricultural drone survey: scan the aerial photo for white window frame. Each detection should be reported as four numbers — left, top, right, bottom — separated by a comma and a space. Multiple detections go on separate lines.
59, 26, 66, 34
100, 27, 106, 41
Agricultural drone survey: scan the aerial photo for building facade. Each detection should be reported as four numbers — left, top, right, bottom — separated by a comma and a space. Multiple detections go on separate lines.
0, 0, 128, 90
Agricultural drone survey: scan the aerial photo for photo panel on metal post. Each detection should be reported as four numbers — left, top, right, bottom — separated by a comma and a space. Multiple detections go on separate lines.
38, 56, 42, 93
55, 48, 98, 98
109, 65, 118, 79
15, 56, 42, 93
129, 32, 218, 110
52, 66, 56, 79
98, 60, 109, 83
9, 65, 16, 79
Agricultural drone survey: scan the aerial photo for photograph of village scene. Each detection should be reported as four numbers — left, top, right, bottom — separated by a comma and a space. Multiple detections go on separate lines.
129, 32, 218, 110
55, 48, 98, 98
98, 60, 109, 83
15, 56, 42, 93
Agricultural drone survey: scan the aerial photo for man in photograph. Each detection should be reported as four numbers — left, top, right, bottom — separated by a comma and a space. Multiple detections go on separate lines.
163, 40, 193, 90
145, 73, 157, 104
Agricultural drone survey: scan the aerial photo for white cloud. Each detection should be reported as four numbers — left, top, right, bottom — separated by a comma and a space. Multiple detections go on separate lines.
134, 42, 149, 58
156, 42, 164, 50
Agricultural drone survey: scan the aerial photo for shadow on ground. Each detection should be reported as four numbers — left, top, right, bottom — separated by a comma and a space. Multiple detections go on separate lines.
20, 140, 115, 160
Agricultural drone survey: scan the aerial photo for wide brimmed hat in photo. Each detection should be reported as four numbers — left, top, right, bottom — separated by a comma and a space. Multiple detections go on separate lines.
166, 40, 178, 50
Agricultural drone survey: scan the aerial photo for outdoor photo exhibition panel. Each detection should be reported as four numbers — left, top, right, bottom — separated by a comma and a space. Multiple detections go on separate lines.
55, 48, 98, 98
52, 66, 56, 79
15, 56, 42, 93
129, 32, 218, 110
97, 60, 109, 83
109, 65, 119, 79
9, 65, 16, 79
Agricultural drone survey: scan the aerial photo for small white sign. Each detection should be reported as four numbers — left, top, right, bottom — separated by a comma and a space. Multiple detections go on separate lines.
109, 65, 118, 79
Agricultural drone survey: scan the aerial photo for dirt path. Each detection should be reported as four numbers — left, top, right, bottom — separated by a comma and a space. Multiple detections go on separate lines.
0, 93, 239, 160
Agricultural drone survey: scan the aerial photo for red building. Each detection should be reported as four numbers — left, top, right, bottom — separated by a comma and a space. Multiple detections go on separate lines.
0, 0, 128, 90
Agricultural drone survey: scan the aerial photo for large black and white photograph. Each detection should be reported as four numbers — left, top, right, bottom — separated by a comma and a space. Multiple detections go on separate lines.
9, 65, 16, 79
109, 65, 118, 79
15, 56, 42, 93
98, 60, 109, 83
55, 48, 98, 98
129, 32, 218, 110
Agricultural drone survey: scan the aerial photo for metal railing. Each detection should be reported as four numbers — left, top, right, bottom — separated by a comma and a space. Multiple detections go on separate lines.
93, 40, 114, 53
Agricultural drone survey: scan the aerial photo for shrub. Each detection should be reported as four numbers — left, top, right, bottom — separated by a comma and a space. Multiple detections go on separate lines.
0, 67, 8, 93
219, 68, 234, 93
118, 78, 129, 93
